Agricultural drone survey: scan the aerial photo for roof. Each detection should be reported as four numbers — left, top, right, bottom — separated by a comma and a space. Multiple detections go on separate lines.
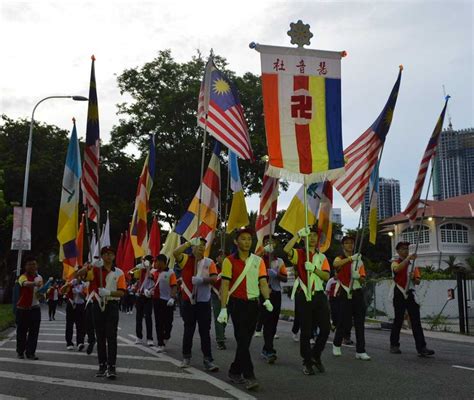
381, 193, 474, 225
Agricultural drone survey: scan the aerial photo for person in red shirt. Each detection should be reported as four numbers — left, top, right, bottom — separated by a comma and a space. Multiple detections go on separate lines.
47, 282, 60, 321
390, 241, 434, 357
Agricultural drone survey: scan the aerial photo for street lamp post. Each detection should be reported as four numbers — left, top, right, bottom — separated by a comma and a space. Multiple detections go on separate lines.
15, 95, 88, 277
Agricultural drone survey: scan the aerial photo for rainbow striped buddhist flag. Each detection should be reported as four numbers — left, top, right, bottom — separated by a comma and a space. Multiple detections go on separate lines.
255, 44, 345, 183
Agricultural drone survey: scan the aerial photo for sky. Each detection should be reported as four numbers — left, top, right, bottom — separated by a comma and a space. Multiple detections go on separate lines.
1, 0, 473, 230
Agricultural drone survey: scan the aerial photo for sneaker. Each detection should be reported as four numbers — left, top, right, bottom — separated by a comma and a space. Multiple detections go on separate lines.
245, 378, 259, 391
274, 334, 279, 339
312, 357, 325, 373
343, 338, 354, 345
95, 364, 107, 378
355, 352, 371, 361
180, 358, 191, 368
292, 333, 300, 342
261, 350, 277, 364
134, 338, 142, 345
156, 346, 166, 353
17, 353, 24, 359
106, 365, 117, 379
418, 347, 435, 357
310, 338, 316, 345
390, 346, 402, 354
228, 372, 246, 384
147, 339, 154, 347
204, 359, 219, 372
332, 344, 342, 356
49, 317, 52, 321
217, 342, 226, 350
26, 354, 39, 360
86, 341, 95, 355
254, 331, 262, 338
77, 343, 85, 352
66, 345, 74, 351
303, 364, 315, 375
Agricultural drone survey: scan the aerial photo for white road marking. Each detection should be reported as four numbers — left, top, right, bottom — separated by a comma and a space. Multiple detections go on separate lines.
34, 340, 133, 347
0, 370, 231, 400
0, 331, 16, 348
0, 357, 198, 380
124, 334, 257, 400
452, 365, 474, 371
0, 394, 28, 399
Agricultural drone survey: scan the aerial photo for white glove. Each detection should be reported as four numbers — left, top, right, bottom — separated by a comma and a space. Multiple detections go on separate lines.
98, 288, 111, 297
192, 276, 204, 285
144, 289, 152, 298
217, 308, 228, 324
34, 276, 43, 287
263, 244, 274, 254
297, 227, 311, 238
70, 279, 78, 286
305, 261, 315, 272
351, 253, 362, 262
268, 269, 278, 278
352, 270, 360, 280
189, 237, 202, 246
93, 259, 104, 268
143, 260, 150, 268
263, 299, 273, 312
167, 298, 175, 307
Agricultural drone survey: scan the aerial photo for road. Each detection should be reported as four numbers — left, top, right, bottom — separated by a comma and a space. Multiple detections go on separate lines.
0, 304, 473, 399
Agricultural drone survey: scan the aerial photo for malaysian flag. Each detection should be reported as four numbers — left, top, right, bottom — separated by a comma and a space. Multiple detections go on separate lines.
403, 97, 450, 224
332, 67, 402, 211
82, 55, 100, 221
197, 57, 253, 160
255, 165, 279, 251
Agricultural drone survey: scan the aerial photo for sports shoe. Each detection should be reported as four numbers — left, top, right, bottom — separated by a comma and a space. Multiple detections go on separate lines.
67, 345, 74, 351
17, 353, 24, 359
86, 341, 95, 355
390, 346, 402, 354
95, 364, 107, 377
179, 358, 191, 368
156, 346, 166, 353
147, 339, 154, 347
217, 342, 226, 350
254, 331, 262, 338
261, 350, 277, 364
312, 357, 325, 373
303, 364, 315, 375
77, 343, 85, 352
245, 378, 259, 390
204, 359, 219, 372
332, 344, 342, 356
26, 354, 39, 360
228, 372, 246, 384
106, 365, 117, 379
418, 347, 435, 357
292, 333, 300, 342
274, 334, 279, 339
310, 338, 316, 345
355, 352, 371, 361
134, 338, 142, 345
343, 338, 354, 345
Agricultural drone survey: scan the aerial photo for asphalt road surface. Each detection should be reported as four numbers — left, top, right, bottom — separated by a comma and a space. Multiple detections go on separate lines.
0, 304, 472, 400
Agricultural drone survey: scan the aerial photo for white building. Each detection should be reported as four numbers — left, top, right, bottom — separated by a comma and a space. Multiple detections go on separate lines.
380, 193, 474, 269
332, 208, 342, 225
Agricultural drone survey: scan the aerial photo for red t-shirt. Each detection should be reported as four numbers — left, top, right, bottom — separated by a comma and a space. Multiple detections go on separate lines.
335, 255, 366, 287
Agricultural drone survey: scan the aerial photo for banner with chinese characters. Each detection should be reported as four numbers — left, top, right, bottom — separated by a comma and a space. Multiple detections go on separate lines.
255, 44, 345, 183
11, 206, 32, 250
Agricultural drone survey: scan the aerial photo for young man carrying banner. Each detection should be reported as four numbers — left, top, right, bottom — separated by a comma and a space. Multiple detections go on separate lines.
332, 236, 370, 360
389, 241, 434, 357
173, 237, 219, 372
218, 228, 272, 391
283, 226, 331, 376
260, 235, 287, 363
152, 254, 177, 353
76, 246, 126, 379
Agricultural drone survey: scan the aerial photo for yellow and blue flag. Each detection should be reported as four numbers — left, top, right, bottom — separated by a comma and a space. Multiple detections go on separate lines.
226, 151, 249, 232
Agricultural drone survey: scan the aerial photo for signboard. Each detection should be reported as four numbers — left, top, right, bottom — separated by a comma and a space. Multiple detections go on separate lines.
11, 206, 32, 250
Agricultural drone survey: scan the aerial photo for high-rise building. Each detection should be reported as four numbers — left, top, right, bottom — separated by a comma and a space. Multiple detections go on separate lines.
362, 177, 401, 223
433, 126, 474, 201
332, 208, 342, 225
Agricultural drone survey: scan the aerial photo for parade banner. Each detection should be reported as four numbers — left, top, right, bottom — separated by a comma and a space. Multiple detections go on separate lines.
255, 44, 345, 183
11, 207, 32, 250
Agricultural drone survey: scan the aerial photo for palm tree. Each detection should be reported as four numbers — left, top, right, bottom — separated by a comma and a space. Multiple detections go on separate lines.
443, 255, 463, 276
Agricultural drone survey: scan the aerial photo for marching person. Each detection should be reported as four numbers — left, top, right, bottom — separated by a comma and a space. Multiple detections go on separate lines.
131, 255, 155, 346
76, 246, 126, 379
259, 235, 287, 363
332, 236, 370, 360
16, 255, 47, 360
211, 250, 227, 350
47, 281, 60, 321
60, 277, 86, 351
218, 228, 272, 391
152, 254, 177, 353
173, 237, 219, 372
390, 241, 435, 357
284, 226, 331, 376
83, 277, 96, 355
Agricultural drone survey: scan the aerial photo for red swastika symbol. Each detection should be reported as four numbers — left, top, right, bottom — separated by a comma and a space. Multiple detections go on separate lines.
291, 95, 312, 119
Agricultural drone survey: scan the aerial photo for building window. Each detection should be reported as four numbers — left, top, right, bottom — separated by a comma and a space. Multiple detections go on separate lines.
401, 225, 430, 245
440, 223, 469, 244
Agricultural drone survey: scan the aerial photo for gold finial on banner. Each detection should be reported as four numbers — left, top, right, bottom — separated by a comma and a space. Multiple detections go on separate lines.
287, 20, 313, 48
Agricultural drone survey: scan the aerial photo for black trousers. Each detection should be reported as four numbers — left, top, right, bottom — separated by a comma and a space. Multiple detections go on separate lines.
153, 299, 174, 346
228, 297, 259, 379
295, 290, 330, 366
84, 302, 96, 344
262, 291, 282, 353
66, 302, 85, 346
292, 290, 301, 334
48, 300, 57, 319
333, 289, 366, 353
329, 296, 352, 339
16, 307, 41, 356
93, 301, 119, 366
182, 300, 212, 360
390, 288, 427, 352
135, 296, 153, 340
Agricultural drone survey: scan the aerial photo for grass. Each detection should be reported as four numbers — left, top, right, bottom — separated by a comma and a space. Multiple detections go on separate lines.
0, 304, 15, 332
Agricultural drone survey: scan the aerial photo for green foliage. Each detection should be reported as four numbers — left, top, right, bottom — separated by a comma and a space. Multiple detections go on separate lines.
0, 304, 15, 331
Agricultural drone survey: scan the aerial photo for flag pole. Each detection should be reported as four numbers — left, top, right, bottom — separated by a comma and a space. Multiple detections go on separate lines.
221, 158, 231, 252
303, 175, 311, 301
84, 207, 94, 263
